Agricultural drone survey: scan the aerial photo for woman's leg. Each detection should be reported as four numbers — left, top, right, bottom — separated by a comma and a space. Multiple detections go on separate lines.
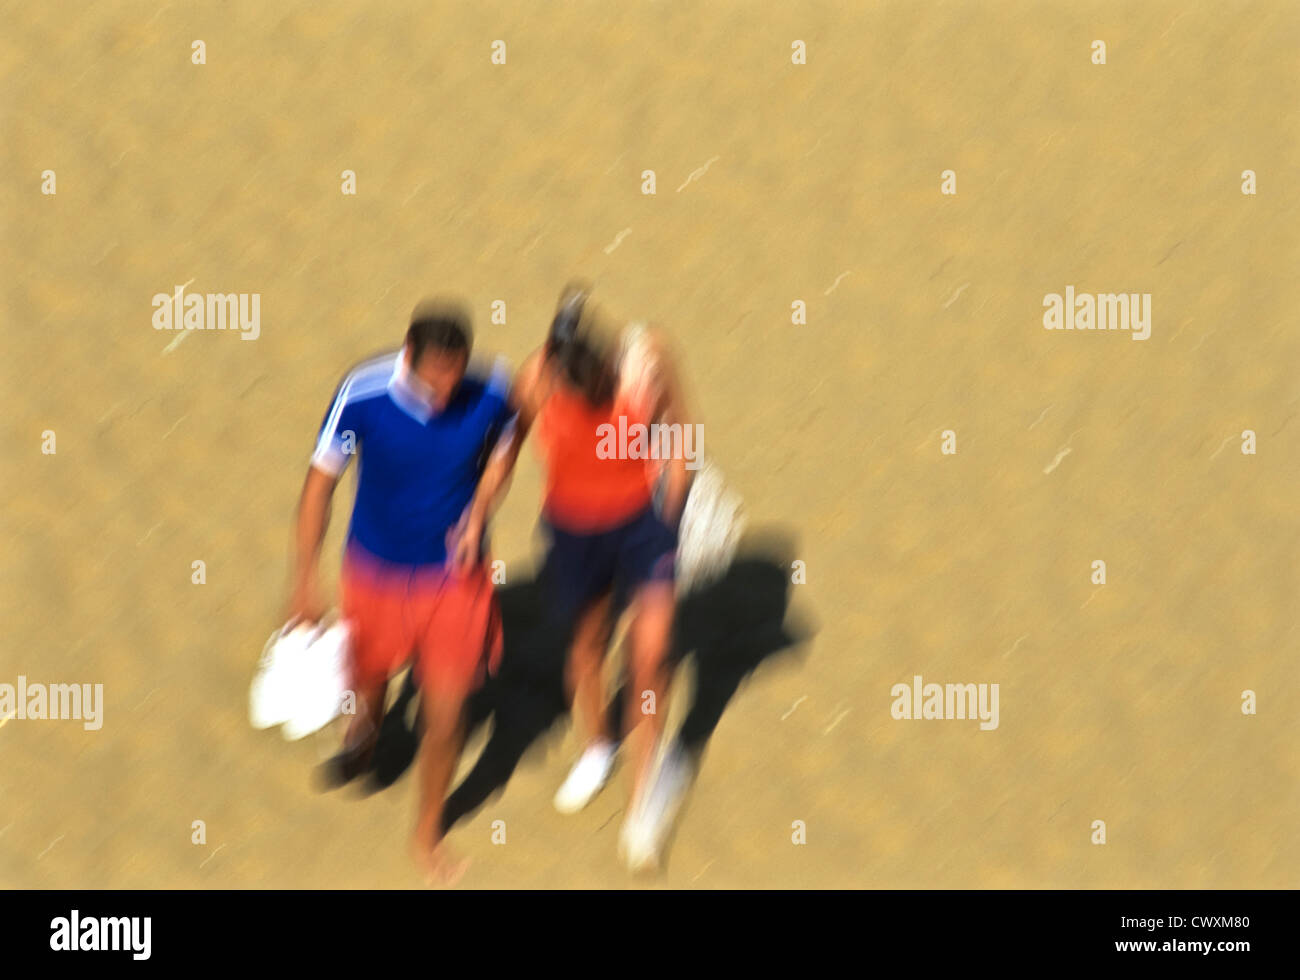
553, 589, 620, 814
567, 590, 614, 745
624, 580, 675, 806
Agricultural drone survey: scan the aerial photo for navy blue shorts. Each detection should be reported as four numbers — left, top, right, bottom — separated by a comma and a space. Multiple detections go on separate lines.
540, 505, 677, 630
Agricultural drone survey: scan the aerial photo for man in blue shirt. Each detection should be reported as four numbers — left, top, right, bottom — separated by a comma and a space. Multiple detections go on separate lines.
288, 300, 514, 884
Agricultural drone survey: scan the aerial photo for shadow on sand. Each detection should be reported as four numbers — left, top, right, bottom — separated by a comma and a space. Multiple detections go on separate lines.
351, 527, 814, 836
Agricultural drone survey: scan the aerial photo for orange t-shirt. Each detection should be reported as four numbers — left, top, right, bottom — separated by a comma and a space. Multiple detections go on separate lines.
537, 384, 656, 533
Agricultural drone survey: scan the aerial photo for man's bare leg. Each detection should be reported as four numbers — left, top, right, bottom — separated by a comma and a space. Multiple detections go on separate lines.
410, 678, 469, 885
319, 677, 387, 786
346, 678, 387, 749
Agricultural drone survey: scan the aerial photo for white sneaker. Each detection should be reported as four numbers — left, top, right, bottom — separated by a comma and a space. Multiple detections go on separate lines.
553, 739, 617, 814
618, 741, 692, 872
617, 798, 652, 871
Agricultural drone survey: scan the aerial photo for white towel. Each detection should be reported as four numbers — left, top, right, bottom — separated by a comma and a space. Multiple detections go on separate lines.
249, 618, 352, 740
675, 460, 746, 595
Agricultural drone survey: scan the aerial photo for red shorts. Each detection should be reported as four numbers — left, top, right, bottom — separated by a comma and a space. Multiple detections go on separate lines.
340, 545, 503, 697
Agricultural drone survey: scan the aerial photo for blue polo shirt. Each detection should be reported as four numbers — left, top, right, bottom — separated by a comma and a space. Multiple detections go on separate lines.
311, 350, 515, 567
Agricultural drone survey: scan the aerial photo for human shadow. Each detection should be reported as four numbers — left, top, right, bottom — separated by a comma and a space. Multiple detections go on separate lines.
360, 528, 814, 835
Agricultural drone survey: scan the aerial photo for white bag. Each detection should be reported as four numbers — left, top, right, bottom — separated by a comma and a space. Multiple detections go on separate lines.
249, 618, 352, 740
618, 322, 746, 594
674, 459, 746, 596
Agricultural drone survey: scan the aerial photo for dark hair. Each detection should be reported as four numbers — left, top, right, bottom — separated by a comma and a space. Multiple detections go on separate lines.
545, 285, 616, 407
406, 299, 472, 365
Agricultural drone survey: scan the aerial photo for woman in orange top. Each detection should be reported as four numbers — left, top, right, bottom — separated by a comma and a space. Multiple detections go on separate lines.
454, 285, 693, 868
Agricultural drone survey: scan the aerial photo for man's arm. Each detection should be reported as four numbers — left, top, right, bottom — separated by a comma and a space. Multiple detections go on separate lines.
288, 360, 374, 620
288, 464, 339, 624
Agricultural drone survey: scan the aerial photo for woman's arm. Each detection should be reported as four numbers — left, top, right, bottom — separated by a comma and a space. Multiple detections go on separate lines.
450, 351, 544, 570
640, 328, 694, 528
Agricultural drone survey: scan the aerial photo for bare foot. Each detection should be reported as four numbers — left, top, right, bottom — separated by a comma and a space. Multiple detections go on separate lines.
411, 833, 470, 886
